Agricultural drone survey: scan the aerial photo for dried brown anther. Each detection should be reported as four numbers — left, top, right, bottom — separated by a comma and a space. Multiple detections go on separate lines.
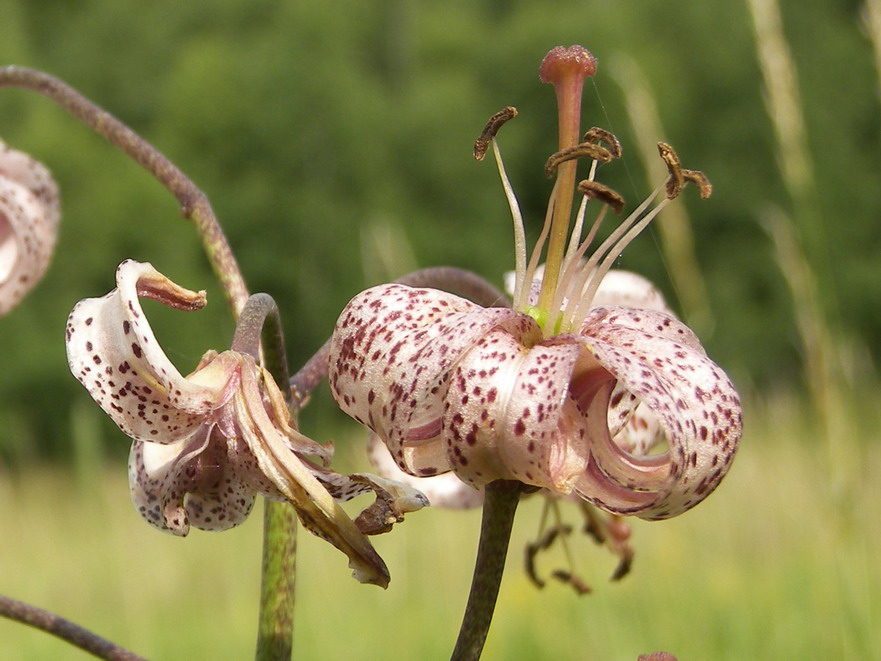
550, 569, 593, 595
657, 142, 712, 200
525, 524, 572, 589
577, 180, 625, 214
658, 142, 684, 199
473, 106, 518, 161
544, 142, 613, 178
682, 168, 713, 199
582, 127, 622, 159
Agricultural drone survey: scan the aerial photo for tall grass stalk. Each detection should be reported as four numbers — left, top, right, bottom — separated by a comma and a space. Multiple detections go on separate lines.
746, 0, 849, 438
863, 0, 881, 106
761, 208, 859, 502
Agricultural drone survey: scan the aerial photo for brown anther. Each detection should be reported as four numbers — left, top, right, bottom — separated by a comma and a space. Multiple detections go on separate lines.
582, 127, 622, 159
577, 180, 625, 214
682, 168, 713, 199
610, 546, 634, 582
544, 142, 612, 178
524, 524, 572, 589
658, 141, 684, 199
550, 569, 593, 595
473, 106, 518, 161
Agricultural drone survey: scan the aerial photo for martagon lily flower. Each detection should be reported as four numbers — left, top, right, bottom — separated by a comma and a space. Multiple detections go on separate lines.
0, 140, 59, 315
328, 46, 741, 521
66, 259, 427, 587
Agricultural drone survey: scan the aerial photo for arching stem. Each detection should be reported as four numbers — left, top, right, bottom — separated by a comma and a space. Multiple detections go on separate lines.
0, 66, 249, 314
0, 594, 147, 661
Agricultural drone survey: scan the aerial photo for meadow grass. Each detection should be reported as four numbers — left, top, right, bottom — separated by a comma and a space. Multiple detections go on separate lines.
1, 397, 879, 660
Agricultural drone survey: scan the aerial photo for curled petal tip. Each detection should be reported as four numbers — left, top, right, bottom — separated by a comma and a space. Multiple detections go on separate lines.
539, 45, 597, 84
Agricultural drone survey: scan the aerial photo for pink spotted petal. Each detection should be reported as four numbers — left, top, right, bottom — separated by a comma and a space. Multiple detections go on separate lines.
612, 400, 664, 456
445, 329, 592, 491
0, 142, 60, 315
329, 283, 539, 477
66, 260, 237, 444
575, 306, 742, 519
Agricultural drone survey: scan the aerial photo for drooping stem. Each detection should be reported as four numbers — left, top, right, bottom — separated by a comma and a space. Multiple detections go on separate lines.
0, 66, 249, 314
449, 480, 522, 661
0, 594, 147, 661
290, 266, 510, 400
232, 294, 300, 661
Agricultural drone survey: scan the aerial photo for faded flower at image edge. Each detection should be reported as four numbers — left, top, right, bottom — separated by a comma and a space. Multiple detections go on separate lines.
0, 140, 59, 316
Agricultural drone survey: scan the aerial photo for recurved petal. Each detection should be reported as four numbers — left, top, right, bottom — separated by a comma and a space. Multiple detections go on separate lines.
575, 307, 741, 519
0, 142, 60, 315
236, 360, 391, 587
329, 283, 539, 477
66, 260, 235, 444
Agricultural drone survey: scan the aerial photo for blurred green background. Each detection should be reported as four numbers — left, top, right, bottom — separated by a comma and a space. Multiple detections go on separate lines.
1, 0, 879, 659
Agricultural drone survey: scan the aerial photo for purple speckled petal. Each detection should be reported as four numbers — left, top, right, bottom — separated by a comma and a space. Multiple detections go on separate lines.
0, 142, 59, 315
65, 260, 236, 444
575, 306, 742, 519
444, 330, 591, 492
128, 431, 257, 535
329, 283, 540, 477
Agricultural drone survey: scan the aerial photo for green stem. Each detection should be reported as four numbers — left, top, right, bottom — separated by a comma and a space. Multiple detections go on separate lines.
233, 294, 299, 661
256, 501, 298, 661
450, 480, 522, 661
0, 66, 249, 314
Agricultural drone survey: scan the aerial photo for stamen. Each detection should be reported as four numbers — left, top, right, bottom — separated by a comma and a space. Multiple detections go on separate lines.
563, 160, 600, 265
682, 169, 714, 199
544, 142, 613, 178
566, 183, 667, 329
474, 106, 518, 161
658, 142, 713, 200
552, 183, 625, 329
658, 142, 684, 199
582, 127, 622, 159
518, 179, 560, 313
551, 203, 613, 331
577, 181, 625, 215
489, 140, 528, 309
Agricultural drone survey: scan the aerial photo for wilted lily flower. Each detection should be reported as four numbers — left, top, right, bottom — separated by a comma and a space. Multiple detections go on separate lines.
66, 259, 426, 587
329, 45, 741, 521
0, 140, 59, 315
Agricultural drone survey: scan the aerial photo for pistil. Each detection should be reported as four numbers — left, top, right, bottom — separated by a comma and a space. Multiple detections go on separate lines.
535, 46, 597, 328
